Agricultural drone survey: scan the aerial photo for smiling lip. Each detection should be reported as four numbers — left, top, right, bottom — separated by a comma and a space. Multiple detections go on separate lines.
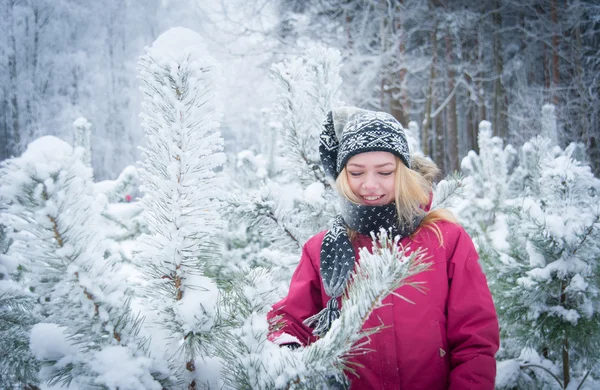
361, 195, 385, 205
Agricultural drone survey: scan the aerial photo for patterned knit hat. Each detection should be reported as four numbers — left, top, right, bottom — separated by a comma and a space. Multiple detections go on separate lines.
319, 107, 411, 180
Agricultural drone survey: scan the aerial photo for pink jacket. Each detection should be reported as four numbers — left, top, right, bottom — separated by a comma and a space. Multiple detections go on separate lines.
268, 221, 499, 389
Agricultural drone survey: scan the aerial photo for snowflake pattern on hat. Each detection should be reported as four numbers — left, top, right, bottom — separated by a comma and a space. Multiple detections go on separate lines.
337, 111, 411, 173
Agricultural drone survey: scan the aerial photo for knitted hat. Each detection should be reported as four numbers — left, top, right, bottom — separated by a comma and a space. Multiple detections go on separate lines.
319, 107, 411, 180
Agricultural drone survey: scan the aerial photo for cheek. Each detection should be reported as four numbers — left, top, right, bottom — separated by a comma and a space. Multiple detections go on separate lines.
384, 177, 396, 193
347, 177, 361, 194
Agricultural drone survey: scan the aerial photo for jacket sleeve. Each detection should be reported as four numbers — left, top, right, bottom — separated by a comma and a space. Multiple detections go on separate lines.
446, 227, 500, 390
267, 237, 324, 346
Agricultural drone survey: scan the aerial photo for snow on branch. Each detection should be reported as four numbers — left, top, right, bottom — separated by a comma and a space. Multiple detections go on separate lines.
217, 229, 430, 389
299, 229, 430, 386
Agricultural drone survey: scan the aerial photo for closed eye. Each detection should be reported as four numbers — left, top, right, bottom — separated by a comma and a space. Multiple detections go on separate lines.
379, 172, 394, 176
349, 172, 363, 177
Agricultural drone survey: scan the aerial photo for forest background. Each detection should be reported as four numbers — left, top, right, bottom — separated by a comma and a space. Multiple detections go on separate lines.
1, 0, 598, 178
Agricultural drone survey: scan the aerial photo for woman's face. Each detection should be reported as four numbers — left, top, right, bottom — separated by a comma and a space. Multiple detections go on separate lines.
346, 151, 397, 206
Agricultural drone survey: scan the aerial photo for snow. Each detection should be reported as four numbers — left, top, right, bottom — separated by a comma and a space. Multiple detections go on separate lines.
30, 323, 76, 361
271, 332, 302, 346
176, 274, 220, 333
90, 346, 161, 390
488, 214, 510, 252
72, 117, 90, 128
0, 253, 19, 275
304, 182, 325, 203
25, 136, 74, 162
526, 240, 545, 268
566, 274, 589, 293
146, 27, 216, 71
495, 359, 521, 388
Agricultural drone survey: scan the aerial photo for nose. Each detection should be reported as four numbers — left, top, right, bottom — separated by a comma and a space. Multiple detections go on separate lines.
362, 174, 378, 190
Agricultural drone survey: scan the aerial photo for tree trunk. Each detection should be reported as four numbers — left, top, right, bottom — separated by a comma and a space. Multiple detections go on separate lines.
573, 10, 599, 176
0, 90, 9, 160
492, 0, 506, 140
466, 103, 475, 155
445, 29, 458, 172
434, 96, 445, 171
389, 2, 409, 126
8, 1, 20, 155
422, 21, 438, 158
560, 280, 570, 387
551, 0, 560, 107
476, 26, 485, 154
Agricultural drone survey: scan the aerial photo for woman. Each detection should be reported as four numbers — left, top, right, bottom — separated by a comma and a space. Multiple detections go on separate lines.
268, 107, 499, 389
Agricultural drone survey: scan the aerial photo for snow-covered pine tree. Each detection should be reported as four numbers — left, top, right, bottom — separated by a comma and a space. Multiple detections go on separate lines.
221, 44, 343, 281
459, 120, 517, 238
0, 221, 40, 389
94, 165, 146, 252
136, 27, 226, 389
0, 136, 158, 389
0, 223, 13, 281
94, 165, 140, 204
216, 230, 430, 389
270, 45, 343, 240
0, 281, 40, 389
490, 137, 600, 389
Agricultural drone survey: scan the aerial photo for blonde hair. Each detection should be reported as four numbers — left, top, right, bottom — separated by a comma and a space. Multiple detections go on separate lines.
336, 156, 457, 244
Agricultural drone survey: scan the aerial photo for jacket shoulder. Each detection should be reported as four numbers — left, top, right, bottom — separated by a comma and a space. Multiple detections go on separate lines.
414, 219, 469, 243
411, 220, 476, 262
303, 230, 328, 250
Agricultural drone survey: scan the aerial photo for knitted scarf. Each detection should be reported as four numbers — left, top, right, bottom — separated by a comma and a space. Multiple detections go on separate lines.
303, 198, 424, 337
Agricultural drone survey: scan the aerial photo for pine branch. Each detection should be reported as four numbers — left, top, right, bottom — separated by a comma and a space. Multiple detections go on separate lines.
298, 230, 431, 385
520, 364, 564, 389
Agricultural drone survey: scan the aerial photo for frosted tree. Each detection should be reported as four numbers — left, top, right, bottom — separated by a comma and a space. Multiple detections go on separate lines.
73, 117, 93, 168
221, 45, 343, 281
94, 165, 140, 204
135, 27, 226, 389
0, 282, 40, 389
0, 136, 158, 389
216, 230, 429, 389
94, 165, 145, 249
489, 138, 600, 389
0, 221, 40, 389
459, 120, 518, 236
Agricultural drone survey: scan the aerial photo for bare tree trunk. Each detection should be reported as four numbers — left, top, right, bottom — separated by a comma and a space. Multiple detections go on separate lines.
8, 0, 20, 154
345, 8, 353, 50
422, 5, 438, 158
380, 15, 387, 112
445, 29, 458, 172
476, 26, 486, 152
431, 0, 444, 171
551, 0, 560, 107
544, 38, 551, 92
0, 89, 9, 160
390, 1, 409, 126
574, 12, 599, 175
434, 96, 445, 171
492, 0, 507, 139
560, 281, 570, 387
466, 103, 475, 154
